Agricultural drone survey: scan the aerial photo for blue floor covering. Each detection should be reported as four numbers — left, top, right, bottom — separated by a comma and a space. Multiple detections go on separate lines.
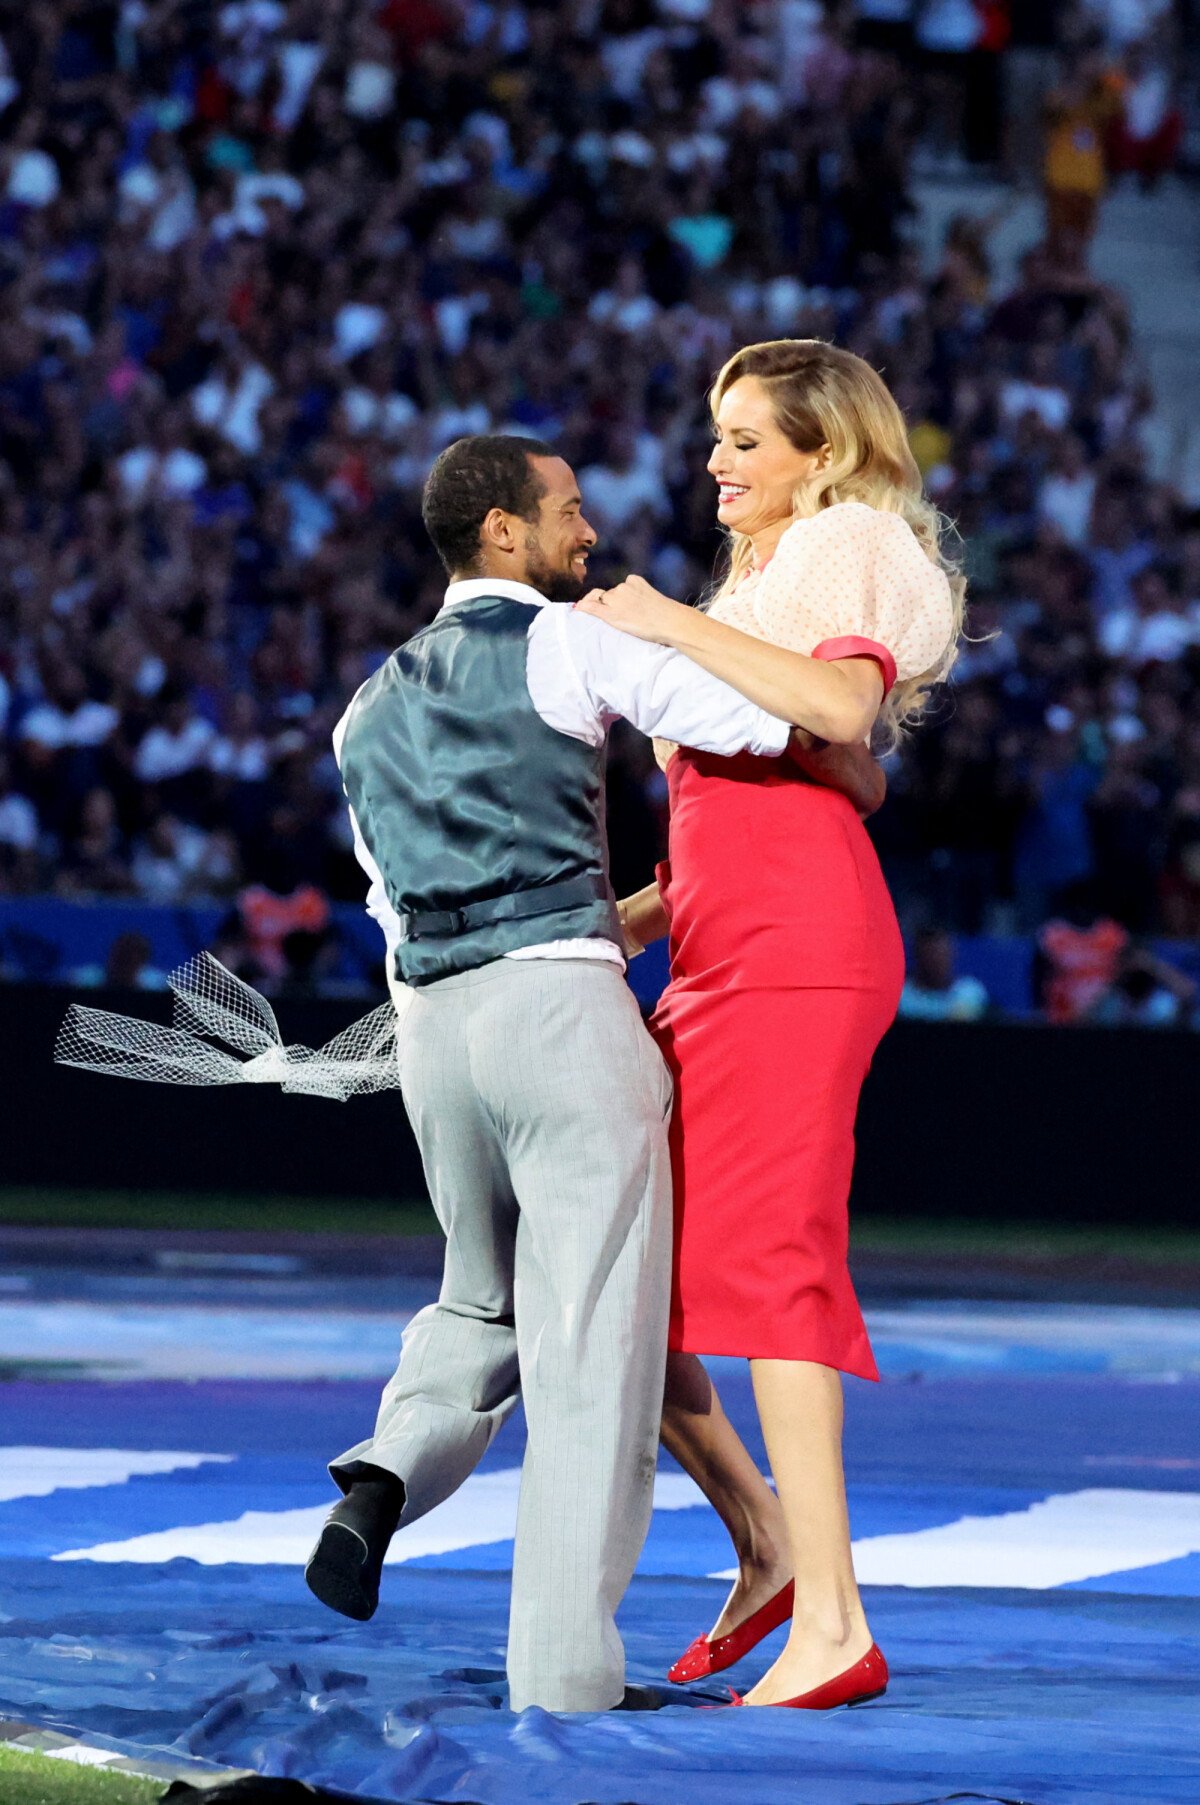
0, 1279, 1198, 1804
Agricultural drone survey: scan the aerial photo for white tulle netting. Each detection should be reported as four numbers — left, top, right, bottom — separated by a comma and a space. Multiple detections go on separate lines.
54, 953, 403, 1102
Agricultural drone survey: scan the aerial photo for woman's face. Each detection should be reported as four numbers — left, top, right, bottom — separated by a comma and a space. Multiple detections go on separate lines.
707, 376, 829, 539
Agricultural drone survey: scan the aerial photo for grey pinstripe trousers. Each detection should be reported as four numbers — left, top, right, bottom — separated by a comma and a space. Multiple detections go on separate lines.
330, 958, 674, 1712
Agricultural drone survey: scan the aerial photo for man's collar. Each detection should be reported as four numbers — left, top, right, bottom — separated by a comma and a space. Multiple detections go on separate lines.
442, 577, 549, 610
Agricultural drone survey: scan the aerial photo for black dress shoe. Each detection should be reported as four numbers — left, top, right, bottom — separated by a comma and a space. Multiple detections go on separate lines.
305, 1470, 405, 1622
612, 1684, 666, 1711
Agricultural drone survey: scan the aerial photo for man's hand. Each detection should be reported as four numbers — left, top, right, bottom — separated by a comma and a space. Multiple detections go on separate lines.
788, 730, 886, 818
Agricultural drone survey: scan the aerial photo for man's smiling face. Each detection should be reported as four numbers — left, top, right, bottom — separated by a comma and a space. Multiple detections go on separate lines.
520, 455, 599, 602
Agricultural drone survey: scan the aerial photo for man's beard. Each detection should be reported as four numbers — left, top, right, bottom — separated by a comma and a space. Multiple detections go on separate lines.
524, 535, 586, 603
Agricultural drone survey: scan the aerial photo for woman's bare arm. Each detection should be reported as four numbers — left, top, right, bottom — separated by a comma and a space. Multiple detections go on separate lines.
618, 882, 669, 957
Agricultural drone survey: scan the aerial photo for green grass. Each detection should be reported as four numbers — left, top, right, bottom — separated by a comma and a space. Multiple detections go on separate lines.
0, 1186, 437, 1237
0, 1747, 160, 1805
853, 1215, 1200, 1265
2, 1188, 1198, 1270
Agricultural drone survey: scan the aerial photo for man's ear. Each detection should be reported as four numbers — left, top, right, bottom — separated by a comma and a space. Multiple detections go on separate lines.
480, 506, 516, 554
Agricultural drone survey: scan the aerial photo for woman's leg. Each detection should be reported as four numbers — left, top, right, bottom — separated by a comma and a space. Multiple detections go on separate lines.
741, 1357, 873, 1706
661, 1350, 791, 1637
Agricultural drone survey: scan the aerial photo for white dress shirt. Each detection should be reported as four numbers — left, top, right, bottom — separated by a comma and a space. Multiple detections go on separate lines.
334, 576, 791, 1001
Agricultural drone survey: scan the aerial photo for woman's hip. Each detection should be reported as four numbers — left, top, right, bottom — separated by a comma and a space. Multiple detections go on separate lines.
652, 981, 900, 1146
664, 795, 904, 989
660, 904, 905, 1006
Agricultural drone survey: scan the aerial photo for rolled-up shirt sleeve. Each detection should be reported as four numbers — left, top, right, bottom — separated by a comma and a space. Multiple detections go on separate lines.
332, 690, 402, 947
527, 604, 791, 756
333, 688, 412, 1008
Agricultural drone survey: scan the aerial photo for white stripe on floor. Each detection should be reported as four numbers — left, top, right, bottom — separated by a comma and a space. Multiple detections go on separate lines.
52, 1473, 1200, 1592
848, 1488, 1200, 1589
721, 1488, 1200, 1591
52, 1468, 708, 1565
0, 1448, 230, 1503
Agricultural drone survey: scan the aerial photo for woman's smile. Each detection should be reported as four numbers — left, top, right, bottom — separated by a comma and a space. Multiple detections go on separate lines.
707, 376, 827, 547
716, 481, 750, 511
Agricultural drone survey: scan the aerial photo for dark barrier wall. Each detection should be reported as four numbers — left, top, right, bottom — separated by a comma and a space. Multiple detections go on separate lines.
1, 985, 1196, 1229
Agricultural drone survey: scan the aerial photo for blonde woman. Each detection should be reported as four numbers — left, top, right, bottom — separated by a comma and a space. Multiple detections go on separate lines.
579, 339, 962, 1709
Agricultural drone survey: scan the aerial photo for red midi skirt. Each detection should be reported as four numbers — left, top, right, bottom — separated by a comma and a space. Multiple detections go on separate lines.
650, 750, 905, 1381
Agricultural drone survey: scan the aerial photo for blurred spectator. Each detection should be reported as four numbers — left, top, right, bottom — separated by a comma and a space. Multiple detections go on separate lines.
1087, 943, 1197, 1027
579, 428, 671, 537
1012, 725, 1102, 930
104, 931, 168, 991
5, 118, 61, 209
898, 927, 991, 1020
71, 931, 168, 991
915, 687, 1020, 933
130, 815, 211, 903
1004, 2, 1068, 187
1036, 890, 1129, 1022
1042, 50, 1123, 246
999, 343, 1073, 432
1096, 565, 1193, 666
133, 689, 218, 820
278, 923, 339, 994
915, 1, 1003, 169
116, 408, 207, 501
1089, 739, 1164, 929
239, 879, 331, 982
854, 3, 915, 61
57, 787, 130, 898
1077, 0, 1173, 51
18, 667, 119, 836
191, 343, 276, 455
1161, 782, 1200, 939
1037, 434, 1097, 548
1108, 37, 1183, 191
0, 750, 39, 893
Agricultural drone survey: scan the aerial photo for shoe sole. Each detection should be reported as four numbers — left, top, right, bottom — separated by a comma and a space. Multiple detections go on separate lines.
304, 1523, 378, 1621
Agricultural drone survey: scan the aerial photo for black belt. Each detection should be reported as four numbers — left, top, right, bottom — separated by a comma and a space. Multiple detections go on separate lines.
397, 872, 611, 943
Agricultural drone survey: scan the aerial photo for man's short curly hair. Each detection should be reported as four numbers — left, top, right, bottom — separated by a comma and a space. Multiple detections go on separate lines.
421, 435, 556, 575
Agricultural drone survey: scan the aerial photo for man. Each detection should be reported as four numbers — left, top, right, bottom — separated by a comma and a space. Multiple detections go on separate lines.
305, 434, 881, 1713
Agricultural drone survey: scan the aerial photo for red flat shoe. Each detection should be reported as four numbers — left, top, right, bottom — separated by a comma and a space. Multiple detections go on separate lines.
728, 1642, 888, 1710
668, 1580, 795, 1683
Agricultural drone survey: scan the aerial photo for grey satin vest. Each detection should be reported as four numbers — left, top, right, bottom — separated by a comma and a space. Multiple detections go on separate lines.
338, 594, 622, 986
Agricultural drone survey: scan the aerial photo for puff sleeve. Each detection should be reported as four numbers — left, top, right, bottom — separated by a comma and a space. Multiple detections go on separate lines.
749, 503, 955, 696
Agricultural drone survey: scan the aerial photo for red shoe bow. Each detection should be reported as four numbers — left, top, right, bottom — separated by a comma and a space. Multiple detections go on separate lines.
667, 1581, 795, 1684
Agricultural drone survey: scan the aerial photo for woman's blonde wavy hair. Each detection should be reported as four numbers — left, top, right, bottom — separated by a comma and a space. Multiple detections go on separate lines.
708, 338, 966, 748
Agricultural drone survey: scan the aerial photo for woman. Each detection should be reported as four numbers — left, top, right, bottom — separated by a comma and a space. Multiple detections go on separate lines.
578, 338, 962, 1709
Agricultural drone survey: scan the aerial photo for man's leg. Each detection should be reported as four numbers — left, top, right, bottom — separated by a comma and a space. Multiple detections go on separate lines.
309, 976, 522, 1617
475, 962, 674, 1712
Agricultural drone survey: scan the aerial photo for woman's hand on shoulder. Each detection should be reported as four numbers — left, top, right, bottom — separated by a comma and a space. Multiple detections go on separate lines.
575, 575, 689, 646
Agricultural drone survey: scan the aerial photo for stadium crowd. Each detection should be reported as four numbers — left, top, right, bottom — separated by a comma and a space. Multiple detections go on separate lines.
0, 0, 1197, 1020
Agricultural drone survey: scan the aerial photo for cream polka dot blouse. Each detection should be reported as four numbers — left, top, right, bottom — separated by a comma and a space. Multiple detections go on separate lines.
710, 501, 955, 696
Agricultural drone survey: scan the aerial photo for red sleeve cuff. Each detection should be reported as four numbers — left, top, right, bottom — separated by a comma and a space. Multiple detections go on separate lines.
811, 635, 897, 698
